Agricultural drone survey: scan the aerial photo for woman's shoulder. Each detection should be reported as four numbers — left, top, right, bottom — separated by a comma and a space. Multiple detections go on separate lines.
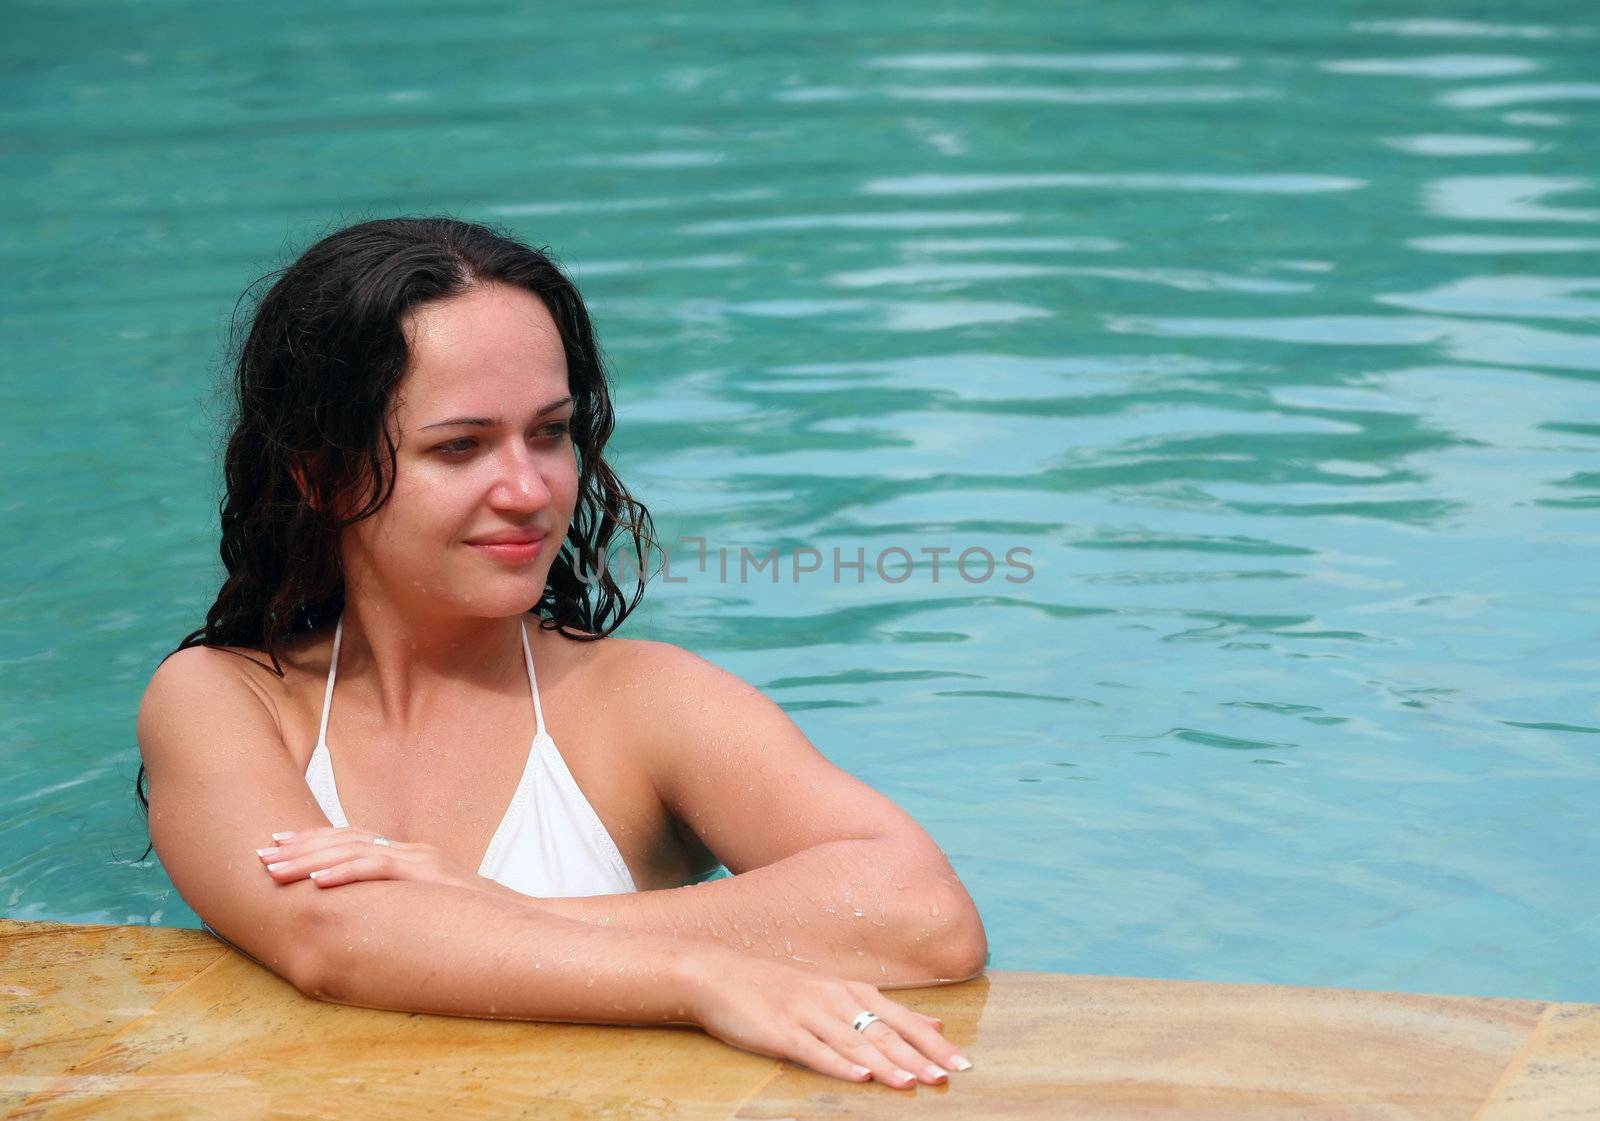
164, 625, 331, 671
549, 629, 711, 672
145, 628, 334, 716
552, 631, 761, 714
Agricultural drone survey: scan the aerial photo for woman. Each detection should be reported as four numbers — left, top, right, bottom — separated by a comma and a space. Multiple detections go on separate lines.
135, 217, 987, 1089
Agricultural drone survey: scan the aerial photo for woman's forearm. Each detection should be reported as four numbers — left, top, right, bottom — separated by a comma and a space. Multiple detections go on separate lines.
298, 878, 716, 1024
522, 837, 987, 988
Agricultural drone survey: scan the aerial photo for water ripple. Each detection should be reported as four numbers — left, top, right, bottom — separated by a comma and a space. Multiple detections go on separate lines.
1377, 275, 1600, 320
898, 235, 1122, 253
1352, 18, 1587, 40
828, 263, 1314, 294
1429, 176, 1597, 222
864, 172, 1366, 196
1409, 234, 1600, 253
678, 210, 1018, 234
880, 85, 1278, 105
864, 53, 1241, 73
1322, 56, 1542, 78
1383, 134, 1541, 156
1439, 82, 1600, 108
1108, 314, 1600, 372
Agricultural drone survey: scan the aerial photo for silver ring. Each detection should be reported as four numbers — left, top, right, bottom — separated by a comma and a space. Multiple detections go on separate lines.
850, 1011, 881, 1033
371, 835, 393, 847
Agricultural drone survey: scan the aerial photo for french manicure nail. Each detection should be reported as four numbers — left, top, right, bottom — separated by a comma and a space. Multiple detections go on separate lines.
895, 1069, 915, 1085
256, 847, 279, 858
950, 1054, 972, 1071
271, 832, 296, 842
267, 861, 288, 872
924, 1064, 947, 1081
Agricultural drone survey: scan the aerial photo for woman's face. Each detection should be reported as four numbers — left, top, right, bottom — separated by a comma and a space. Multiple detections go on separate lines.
339, 281, 579, 620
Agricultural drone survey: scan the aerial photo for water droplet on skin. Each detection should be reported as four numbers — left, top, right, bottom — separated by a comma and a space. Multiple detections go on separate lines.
929, 902, 941, 918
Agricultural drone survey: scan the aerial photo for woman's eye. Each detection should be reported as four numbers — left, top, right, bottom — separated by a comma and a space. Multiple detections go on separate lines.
536, 421, 571, 440
436, 438, 476, 455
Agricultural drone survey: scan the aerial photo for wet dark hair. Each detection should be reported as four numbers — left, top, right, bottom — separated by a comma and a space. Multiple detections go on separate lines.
133, 216, 656, 858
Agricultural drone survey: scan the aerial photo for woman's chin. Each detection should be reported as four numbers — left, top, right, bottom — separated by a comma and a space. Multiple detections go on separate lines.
454, 586, 551, 618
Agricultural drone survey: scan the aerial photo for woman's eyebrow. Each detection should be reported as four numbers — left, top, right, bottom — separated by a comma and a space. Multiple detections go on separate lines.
420, 396, 574, 430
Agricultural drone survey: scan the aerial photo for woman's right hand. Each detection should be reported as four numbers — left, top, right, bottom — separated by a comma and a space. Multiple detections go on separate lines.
679, 951, 972, 1088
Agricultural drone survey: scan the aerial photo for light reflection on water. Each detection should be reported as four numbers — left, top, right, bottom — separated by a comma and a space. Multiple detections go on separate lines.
2, 1, 1596, 1003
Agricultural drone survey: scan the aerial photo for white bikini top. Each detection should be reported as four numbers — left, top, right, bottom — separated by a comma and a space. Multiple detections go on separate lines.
302, 614, 637, 899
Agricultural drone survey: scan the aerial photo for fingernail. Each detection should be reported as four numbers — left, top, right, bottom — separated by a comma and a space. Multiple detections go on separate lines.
309, 869, 328, 879
950, 1054, 972, 1071
851, 1065, 871, 1079
924, 1064, 947, 1081
256, 847, 279, 858
895, 1069, 915, 1085
267, 862, 289, 872
271, 832, 296, 842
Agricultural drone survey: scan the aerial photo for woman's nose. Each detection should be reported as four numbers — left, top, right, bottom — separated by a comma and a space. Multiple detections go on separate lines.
490, 446, 553, 509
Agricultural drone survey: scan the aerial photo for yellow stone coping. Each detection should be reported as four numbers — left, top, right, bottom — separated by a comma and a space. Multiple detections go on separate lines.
2, 918, 1595, 1118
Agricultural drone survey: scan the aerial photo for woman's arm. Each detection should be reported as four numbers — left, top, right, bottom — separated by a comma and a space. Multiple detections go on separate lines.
291, 878, 702, 1022
533, 834, 983, 989
293, 877, 971, 1087
532, 641, 988, 986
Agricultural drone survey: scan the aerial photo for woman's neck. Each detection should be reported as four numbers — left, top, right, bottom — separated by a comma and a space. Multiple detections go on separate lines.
330, 605, 533, 733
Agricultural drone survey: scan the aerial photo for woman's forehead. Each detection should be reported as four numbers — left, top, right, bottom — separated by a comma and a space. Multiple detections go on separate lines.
396, 284, 568, 414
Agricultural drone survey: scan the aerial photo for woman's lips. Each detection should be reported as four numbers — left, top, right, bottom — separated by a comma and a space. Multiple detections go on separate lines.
469, 538, 544, 562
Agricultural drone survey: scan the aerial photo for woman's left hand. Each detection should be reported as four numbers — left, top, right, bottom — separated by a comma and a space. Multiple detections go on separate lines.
255, 826, 485, 894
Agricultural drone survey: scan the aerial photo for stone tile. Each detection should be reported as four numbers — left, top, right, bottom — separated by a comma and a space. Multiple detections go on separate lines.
0, 919, 224, 1113
7, 950, 778, 1120
735, 971, 1550, 1120
1478, 1002, 1600, 1120
8, 922, 1592, 1121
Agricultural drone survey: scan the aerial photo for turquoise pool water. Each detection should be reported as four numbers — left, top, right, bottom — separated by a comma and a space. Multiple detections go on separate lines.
3, 2, 1597, 1002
